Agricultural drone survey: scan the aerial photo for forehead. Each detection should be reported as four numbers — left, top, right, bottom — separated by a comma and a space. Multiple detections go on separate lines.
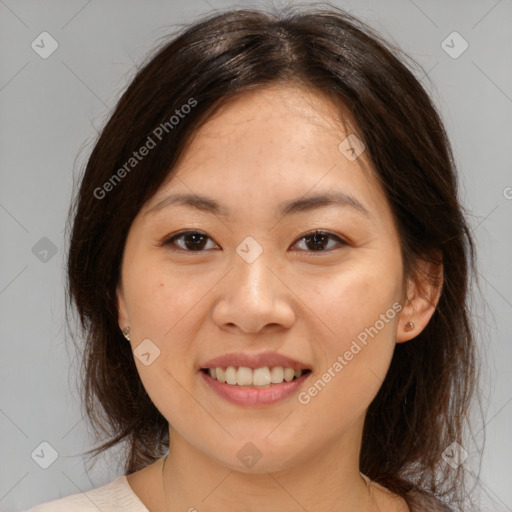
187, 84, 361, 152
142, 85, 391, 225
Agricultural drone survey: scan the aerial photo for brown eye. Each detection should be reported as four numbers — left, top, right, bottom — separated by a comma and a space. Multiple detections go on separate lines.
160, 229, 346, 254
163, 230, 219, 252
292, 230, 347, 252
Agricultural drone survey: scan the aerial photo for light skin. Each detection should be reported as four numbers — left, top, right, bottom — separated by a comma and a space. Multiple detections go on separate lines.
117, 84, 442, 512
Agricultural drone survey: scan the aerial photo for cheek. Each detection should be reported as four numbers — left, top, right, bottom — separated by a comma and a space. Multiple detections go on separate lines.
301, 254, 401, 345
295, 255, 402, 411
122, 260, 203, 396
125, 257, 207, 341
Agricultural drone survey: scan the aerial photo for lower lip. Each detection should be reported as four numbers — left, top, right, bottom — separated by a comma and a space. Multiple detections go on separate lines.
199, 370, 311, 406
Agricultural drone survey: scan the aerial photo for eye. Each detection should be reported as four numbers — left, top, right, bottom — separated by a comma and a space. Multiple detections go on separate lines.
291, 230, 347, 253
160, 229, 346, 254
161, 230, 219, 252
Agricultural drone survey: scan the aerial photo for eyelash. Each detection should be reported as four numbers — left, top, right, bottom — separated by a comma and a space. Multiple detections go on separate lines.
159, 229, 348, 254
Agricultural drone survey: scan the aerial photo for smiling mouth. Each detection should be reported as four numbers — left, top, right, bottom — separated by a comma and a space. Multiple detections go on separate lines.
200, 366, 312, 387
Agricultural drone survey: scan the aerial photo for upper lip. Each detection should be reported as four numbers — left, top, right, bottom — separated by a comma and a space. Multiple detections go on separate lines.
200, 351, 311, 370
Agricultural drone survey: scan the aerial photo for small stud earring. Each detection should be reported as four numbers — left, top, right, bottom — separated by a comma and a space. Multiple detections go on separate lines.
122, 326, 131, 341
404, 321, 415, 332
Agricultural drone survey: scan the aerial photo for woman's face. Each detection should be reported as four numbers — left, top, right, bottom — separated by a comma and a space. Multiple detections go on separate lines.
117, 85, 412, 473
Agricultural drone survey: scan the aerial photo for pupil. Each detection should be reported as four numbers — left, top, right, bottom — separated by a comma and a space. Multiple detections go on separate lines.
308, 233, 326, 251
186, 233, 205, 250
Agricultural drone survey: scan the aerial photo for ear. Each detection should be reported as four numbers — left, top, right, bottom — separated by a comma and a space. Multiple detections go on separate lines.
396, 252, 443, 343
116, 282, 130, 332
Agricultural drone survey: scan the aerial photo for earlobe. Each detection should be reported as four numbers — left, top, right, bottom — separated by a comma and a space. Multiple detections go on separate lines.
396, 255, 443, 344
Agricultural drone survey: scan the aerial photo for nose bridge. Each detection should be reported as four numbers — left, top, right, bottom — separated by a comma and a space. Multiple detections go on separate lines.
233, 235, 275, 301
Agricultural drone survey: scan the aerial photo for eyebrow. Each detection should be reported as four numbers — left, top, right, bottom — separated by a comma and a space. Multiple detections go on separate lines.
144, 190, 371, 219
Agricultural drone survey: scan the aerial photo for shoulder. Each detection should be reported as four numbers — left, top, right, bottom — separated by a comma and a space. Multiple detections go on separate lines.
26, 475, 149, 512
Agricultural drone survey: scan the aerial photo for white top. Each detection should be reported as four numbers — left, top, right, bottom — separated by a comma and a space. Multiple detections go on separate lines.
25, 473, 451, 511
26, 475, 149, 512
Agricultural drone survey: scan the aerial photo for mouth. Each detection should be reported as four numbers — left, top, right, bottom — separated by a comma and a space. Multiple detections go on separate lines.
199, 365, 312, 406
200, 366, 312, 388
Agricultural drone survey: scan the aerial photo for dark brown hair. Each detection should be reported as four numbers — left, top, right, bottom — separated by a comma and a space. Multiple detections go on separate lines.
66, 3, 483, 510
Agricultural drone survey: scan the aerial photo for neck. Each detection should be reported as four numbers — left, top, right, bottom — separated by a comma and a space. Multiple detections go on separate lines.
158, 420, 384, 512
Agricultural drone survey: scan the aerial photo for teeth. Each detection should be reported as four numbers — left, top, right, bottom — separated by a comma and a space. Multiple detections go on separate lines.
270, 366, 284, 383
237, 366, 253, 386
253, 367, 271, 386
216, 367, 225, 383
206, 366, 307, 386
225, 366, 237, 385
284, 368, 295, 382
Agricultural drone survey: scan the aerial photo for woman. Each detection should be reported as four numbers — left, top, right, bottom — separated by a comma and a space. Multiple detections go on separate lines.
29, 4, 481, 511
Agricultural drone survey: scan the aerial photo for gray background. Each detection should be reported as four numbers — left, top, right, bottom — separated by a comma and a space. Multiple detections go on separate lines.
1, 0, 511, 511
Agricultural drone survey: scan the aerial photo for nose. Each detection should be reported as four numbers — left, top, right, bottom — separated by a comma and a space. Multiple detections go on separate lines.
211, 246, 296, 334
